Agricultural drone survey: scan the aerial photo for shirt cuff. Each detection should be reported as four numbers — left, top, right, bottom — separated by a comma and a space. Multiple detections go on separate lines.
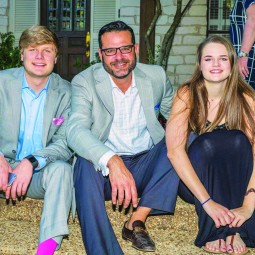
34, 156, 47, 170
98, 150, 116, 176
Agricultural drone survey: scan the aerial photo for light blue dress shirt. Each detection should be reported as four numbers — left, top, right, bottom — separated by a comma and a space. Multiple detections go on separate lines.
16, 75, 50, 170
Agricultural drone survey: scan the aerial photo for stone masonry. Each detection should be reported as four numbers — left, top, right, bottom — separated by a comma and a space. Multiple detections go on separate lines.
0, 0, 207, 88
120, 0, 207, 88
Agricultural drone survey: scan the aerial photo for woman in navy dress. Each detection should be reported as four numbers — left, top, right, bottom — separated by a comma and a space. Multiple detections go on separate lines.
230, 0, 255, 88
167, 36, 255, 254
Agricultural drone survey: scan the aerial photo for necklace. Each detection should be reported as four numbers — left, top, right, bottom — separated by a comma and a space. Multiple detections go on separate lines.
209, 97, 220, 102
208, 98, 220, 112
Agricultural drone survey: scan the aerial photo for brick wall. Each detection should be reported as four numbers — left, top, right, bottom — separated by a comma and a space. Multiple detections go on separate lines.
0, 0, 8, 33
120, 0, 207, 88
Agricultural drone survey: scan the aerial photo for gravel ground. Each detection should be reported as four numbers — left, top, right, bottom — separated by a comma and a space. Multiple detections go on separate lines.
0, 197, 254, 255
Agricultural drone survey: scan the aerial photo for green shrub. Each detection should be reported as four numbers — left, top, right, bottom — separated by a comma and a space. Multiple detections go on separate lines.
74, 52, 101, 71
0, 32, 22, 70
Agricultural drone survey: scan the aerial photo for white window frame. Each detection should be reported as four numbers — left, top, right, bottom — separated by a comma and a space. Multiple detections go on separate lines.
208, 0, 232, 37
90, 0, 120, 62
8, 0, 40, 45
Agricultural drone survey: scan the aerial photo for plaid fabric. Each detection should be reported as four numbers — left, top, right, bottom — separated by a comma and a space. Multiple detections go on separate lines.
105, 75, 153, 155
230, 0, 255, 88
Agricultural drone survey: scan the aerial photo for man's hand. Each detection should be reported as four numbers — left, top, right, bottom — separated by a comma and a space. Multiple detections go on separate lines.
203, 199, 235, 228
108, 155, 138, 209
5, 159, 33, 200
0, 155, 12, 192
238, 57, 249, 79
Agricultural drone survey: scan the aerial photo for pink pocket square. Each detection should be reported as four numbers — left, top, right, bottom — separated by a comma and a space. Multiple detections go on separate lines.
52, 115, 64, 126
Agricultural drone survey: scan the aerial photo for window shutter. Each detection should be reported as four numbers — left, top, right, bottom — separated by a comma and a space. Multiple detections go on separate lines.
90, 0, 119, 61
8, 0, 39, 45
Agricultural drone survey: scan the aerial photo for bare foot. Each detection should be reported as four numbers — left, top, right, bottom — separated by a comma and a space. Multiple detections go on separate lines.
203, 239, 226, 253
226, 233, 247, 254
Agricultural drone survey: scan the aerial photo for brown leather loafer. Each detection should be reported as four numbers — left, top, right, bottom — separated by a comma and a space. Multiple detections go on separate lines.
122, 220, 156, 252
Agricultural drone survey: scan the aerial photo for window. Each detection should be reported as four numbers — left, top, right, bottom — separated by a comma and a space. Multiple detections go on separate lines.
8, 0, 40, 45
207, 0, 233, 38
48, 0, 87, 32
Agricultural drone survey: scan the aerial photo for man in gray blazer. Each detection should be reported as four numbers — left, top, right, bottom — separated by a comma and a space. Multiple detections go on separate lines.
67, 21, 179, 255
0, 26, 72, 255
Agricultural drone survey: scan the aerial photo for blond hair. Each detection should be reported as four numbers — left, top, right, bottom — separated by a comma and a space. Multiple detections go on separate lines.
19, 25, 59, 55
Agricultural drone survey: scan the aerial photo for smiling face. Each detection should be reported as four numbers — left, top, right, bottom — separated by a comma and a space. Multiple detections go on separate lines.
200, 42, 231, 88
98, 31, 138, 82
21, 44, 57, 80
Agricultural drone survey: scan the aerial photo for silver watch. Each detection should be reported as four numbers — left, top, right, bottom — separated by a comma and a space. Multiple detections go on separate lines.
238, 51, 248, 58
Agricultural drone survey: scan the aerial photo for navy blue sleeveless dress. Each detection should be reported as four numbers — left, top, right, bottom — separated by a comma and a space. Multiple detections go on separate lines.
178, 126, 255, 247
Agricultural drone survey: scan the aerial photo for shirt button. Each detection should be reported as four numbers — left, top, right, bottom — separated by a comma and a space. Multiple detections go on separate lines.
12, 150, 16, 154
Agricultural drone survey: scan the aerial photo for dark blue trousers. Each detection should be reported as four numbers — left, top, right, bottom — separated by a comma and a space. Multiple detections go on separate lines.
74, 139, 179, 255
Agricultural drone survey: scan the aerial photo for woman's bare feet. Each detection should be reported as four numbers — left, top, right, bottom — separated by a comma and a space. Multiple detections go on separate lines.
226, 233, 248, 254
202, 239, 226, 253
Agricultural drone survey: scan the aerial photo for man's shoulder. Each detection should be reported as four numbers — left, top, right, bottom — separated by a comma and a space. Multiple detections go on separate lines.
135, 63, 167, 82
0, 67, 24, 80
71, 63, 105, 84
74, 63, 103, 77
135, 63, 165, 76
50, 72, 71, 92
136, 63, 164, 71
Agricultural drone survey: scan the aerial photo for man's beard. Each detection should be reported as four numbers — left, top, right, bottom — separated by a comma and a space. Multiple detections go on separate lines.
102, 55, 137, 79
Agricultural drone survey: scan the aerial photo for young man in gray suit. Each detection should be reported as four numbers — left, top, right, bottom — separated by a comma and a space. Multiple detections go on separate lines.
0, 26, 73, 255
67, 21, 179, 255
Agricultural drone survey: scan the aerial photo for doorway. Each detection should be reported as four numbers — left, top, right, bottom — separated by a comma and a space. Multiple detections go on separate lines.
41, 0, 91, 81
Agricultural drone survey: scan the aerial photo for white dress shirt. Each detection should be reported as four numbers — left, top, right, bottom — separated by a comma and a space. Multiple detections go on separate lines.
99, 73, 153, 176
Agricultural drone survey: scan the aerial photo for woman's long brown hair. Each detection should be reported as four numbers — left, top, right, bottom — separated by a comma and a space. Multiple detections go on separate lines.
177, 36, 255, 147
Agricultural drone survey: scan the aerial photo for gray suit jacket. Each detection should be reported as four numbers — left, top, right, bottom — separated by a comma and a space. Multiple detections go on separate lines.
0, 67, 72, 165
67, 63, 174, 170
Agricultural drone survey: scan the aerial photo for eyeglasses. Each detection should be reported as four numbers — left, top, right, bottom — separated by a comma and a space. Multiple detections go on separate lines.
101, 44, 134, 56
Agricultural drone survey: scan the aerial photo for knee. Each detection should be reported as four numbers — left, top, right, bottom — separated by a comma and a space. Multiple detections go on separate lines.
74, 157, 95, 183
44, 161, 73, 185
234, 131, 251, 148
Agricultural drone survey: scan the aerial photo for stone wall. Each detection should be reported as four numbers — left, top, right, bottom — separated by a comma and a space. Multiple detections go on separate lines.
157, 0, 207, 87
156, 0, 207, 87
1, 0, 207, 88
120, 0, 207, 88
119, 0, 141, 50
0, 0, 8, 33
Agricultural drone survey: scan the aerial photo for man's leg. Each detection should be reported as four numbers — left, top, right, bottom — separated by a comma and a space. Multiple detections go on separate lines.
74, 156, 124, 255
26, 161, 73, 251
122, 139, 179, 251
131, 139, 179, 216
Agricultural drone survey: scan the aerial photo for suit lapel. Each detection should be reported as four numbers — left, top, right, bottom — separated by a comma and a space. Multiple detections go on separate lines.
43, 78, 59, 146
134, 68, 154, 119
94, 65, 155, 118
95, 67, 114, 115
11, 80, 22, 142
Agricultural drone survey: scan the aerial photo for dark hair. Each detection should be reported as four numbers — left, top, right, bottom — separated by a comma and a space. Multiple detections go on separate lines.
98, 20, 135, 49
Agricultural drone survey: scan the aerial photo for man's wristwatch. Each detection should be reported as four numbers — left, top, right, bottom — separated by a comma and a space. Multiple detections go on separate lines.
238, 51, 248, 58
24, 155, 39, 170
